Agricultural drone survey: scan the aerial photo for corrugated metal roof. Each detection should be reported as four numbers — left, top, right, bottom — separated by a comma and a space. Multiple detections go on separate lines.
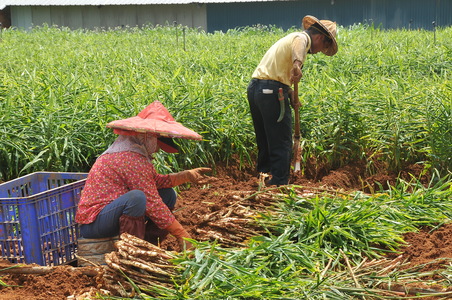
0, 0, 285, 9
1, 0, 189, 5
0, 0, 280, 6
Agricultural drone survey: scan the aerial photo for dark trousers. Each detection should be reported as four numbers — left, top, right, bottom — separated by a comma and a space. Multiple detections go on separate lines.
80, 188, 176, 238
247, 78, 292, 185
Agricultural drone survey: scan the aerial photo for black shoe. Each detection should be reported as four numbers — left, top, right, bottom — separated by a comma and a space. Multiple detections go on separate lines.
266, 180, 279, 187
267, 179, 288, 187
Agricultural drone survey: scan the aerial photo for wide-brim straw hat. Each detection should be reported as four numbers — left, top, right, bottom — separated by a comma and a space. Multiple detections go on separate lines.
106, 101, 202, 152
302, 15, 338, 56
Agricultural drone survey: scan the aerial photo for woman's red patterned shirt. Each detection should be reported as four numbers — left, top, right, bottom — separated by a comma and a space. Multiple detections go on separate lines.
75, 151, 175, 229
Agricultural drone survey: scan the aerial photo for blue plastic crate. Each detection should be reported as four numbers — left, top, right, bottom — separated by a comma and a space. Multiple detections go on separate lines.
0, 172, 88, 266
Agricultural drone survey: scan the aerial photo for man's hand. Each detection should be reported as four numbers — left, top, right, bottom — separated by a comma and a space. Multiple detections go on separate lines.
170, 167, 213, 186
290, 60, 303, 84
291, 98, 301, 110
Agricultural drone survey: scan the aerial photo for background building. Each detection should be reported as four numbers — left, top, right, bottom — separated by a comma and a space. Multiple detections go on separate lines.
0, 0, 450, 32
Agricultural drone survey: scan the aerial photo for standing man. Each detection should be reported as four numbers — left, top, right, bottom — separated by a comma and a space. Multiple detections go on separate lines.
247, 15, 338, 186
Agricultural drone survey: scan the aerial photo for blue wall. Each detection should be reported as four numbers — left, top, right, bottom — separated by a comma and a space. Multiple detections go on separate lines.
206, 0, 451, 32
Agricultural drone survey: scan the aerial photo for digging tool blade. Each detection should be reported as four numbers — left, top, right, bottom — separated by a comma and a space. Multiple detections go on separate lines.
277, 88, 285, 122
292, 81, 302, 172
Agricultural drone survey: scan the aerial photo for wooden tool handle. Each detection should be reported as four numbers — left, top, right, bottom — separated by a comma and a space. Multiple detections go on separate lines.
293, 81, 300, 139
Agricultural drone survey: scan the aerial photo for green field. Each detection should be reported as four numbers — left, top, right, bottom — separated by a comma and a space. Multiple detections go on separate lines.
0, 24, 450, 181
0, 24, 451, 299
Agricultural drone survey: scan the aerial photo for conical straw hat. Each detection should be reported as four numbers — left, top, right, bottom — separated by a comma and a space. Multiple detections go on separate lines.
106, 101, 202, 141
302, 15, 338, 56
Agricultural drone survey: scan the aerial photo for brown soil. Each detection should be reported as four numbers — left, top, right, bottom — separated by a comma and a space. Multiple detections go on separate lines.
1, 160, 451, 299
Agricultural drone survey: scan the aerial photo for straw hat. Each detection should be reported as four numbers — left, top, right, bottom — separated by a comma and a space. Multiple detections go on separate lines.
106, 101, 202, 153
302, 15, 338, 56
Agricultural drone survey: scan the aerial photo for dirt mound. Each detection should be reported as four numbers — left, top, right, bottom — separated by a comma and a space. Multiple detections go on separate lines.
0, 161, 448, 299
386, 223, 452, 272
0, 262, 103, 299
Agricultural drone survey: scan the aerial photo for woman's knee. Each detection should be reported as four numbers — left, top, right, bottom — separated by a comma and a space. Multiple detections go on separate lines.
158, 188, 177, 210
123, 190, 147, 216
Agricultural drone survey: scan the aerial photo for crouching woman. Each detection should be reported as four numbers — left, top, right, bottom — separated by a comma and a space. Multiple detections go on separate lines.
75, 101, 211, 250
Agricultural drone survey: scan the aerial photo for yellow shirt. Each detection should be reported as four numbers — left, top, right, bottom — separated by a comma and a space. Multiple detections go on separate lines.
252, 32, 311, 87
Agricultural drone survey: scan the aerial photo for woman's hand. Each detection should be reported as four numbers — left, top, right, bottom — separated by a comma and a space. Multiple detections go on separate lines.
170, 167, 213, 186
165, 219, 194, 251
